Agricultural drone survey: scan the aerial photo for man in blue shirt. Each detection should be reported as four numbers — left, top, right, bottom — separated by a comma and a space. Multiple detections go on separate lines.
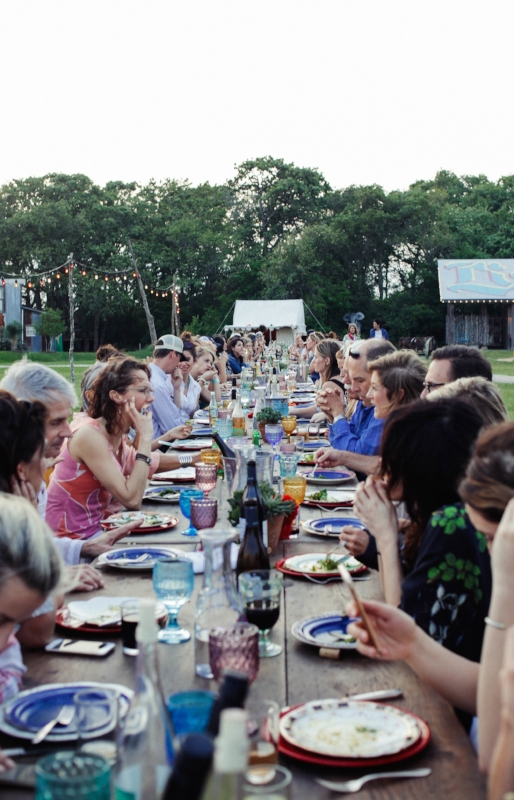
315, 339, 395, 475
148, 334, 186, 440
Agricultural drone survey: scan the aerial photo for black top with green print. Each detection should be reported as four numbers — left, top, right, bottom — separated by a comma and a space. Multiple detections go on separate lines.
400, 503, 492, 663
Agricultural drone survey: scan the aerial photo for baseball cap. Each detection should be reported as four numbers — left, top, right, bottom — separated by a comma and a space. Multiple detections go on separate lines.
154, 334, 184, 353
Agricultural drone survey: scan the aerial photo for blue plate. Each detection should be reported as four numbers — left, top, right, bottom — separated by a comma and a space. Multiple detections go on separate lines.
306, 517, 366, 536
304, 469, 355, 483
104, 547, 174, 562
295, 614, 359, 649
190, 427, 213, 436
298, 440, 327, 450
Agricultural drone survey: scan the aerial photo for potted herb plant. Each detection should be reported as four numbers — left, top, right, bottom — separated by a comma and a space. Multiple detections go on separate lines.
255, 407, 282, 442
228, 486, 296, 553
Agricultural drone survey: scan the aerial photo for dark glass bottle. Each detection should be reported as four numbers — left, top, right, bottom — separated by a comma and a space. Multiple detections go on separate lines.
206, 669, 249, 738
212, 432, 236, 459
236, 501, 270, 580
163, 733, 214, 800
240, 460, 266, 527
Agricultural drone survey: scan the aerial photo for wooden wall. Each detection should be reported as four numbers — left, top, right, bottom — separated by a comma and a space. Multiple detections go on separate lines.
445, 302, 513, 348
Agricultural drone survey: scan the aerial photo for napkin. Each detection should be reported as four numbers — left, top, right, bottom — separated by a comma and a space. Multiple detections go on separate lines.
153, 467, 196, 480
182, 543, 239, 574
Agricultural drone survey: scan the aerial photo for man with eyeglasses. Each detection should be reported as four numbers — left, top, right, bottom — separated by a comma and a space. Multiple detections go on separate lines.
148, 334, 187, 439
421, 344, 492, 398
315, 339, 395, 475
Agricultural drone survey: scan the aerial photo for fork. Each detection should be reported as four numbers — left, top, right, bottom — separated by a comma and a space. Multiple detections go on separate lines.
316, 767, 431, 793
32, 705, 75, 744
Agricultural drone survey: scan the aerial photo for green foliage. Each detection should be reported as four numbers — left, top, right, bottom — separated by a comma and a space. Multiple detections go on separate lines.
34, 308, 66, 339
256, 407, 282, 424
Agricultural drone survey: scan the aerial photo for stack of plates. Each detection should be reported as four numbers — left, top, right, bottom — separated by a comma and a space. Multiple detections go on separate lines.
301, 517, 366, 537
276, 552, 366, 578
171, 439, 213, 450
291, 614, 359, 650
0, 683, 133, 742
278, 699, 430, 767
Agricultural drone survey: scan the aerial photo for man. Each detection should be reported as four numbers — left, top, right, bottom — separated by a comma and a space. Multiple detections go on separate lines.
421, 344, 492, 397
148, 334, 187, 439
315, 339, 396, 475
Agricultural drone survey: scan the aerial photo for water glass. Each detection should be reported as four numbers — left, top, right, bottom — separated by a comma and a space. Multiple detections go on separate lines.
245, 697, 280, 783
201, 449, 221, 468
243, 765, 292, 798
221, 456, 237, 498
74, 689, 119, 765
208, 623, 259, 683
216, 416, 233, 440
153, 557, 195, 643
180, 488, 204, 536
35, 752, 110, 800
121, 599, 140, 656
167, 690, 216, 737
254, 451, 274, 486
278, 453, 301, 478
190, 498, 218, 532
195, 463, 218, 497
264, 424, 283, 458
239, 570, 283, 658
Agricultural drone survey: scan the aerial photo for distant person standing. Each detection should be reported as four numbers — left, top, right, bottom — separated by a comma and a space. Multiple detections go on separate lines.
343, 324, 360, 344
369, 319, 390, 340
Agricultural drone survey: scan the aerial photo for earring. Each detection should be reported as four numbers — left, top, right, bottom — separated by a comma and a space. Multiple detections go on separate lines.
118, 406, 122, 415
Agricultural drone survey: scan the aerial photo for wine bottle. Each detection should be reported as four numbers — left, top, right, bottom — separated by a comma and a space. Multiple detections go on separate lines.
227, 388, 237, 415
206, 669, 249, 738
208, 391, 219, 429
114, 601, 174, 800
240, 461, 267, 545
236, 500, 270, 579
212, 432, 236, 459
231, 396, 246, 437
163, 733, 214, 800
200, 709, 249, 800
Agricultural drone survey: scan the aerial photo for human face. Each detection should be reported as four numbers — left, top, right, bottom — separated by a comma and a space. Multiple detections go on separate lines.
465, 504, 498, 550
306, 336, 317, 353
45, 399, 73, 459
119, 370, 154, 413
373, 321, 380, 330
348, 356, 372, 405
367, 371, 395, 419
349, 325, 356, 335
312, 347, 329, 377
233, 340, 244, 357
192, 352, 214, 378
17, 445, 47, 492
337, 355, 346, 380
179, 351, 193, 378
0, 575, 45, 653
421, 358, 453, 398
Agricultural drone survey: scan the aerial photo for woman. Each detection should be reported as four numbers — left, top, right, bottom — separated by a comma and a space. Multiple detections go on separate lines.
0, 389, 48, 496
428, 376, 508, 428
0, 495, 63, 765
212, 335, 229, 384
290, 339, 345, 419
306, 331, 324, 381
190, 344, 222, 406
226, 336, 247, 375
343, 323, 360, 344
366, 349, 426, 419
353, 399, 487, 663
369, 319, 390, 340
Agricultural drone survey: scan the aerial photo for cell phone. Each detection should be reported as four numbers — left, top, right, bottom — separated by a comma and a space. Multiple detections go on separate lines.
0, 762, 36, 789
45, 639, 115, 657
337, 562, 382, 655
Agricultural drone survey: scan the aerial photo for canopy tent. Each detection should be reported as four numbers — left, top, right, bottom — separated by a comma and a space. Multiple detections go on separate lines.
225, 299, 306, 343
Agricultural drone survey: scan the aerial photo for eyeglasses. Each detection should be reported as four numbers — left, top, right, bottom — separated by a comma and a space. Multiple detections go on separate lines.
349, 350, 361, 359
422, 381, 446, 393
129, 386, 154, 397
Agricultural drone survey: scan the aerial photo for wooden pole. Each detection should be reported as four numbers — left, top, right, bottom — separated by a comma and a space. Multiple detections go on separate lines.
68, 254, 75, 385
128, 240, 157, 345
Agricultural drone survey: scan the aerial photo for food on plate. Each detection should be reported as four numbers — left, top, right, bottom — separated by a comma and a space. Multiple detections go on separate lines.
301, 453, 315, 463
149, 488, 180, 499
312, 556, 341, 572
103, 512, 167, 528
308, 489, 328, 501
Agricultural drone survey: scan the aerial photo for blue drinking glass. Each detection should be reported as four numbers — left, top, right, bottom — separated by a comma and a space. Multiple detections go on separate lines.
153, 557, 195, 644
179, 488, 204, 537
264, 424, 284, 460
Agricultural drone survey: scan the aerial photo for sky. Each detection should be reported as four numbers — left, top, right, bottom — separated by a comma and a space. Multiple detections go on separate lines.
1, 0, 513, 194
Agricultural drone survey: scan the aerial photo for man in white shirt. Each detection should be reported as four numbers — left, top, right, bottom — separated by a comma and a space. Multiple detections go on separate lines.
148, 334, 187, 439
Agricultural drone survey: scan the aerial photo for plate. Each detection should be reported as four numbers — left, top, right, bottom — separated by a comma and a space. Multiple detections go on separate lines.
296, 440, 328, 451
143, 486, 182, 503
276, 555, 366, 579
150, 467, 196, 483
292, 615, 359, 649
1, 682, 132, 742
279, 700, 421, 758
56, 608, 120, 634
302, 517, 366, 537
302, 490, 355, 508
96, 546, 180, 570
304, 469, 356, 484
101, 512, 179, 532
190, 427, 213, 436
283, 553, 365, 576
171, 439, 212, 450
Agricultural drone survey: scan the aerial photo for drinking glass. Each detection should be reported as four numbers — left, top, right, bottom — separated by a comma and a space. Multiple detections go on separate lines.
243, 765, 292, 798
35, 752, 111, 800
167, 690, 216, 737
208, 623, 259, 683
239, 570, 283, 658
216, 416, 233, 440
74, 688, 119, 765
240, 388, 251, 412
254, 451, 274, 487
283, 475, 307, 506
190, 498, 218, 532
221, 456, 237, 498
264, 424, 283, 459
180, 488, 204, 536
278, 453, 301, 478
153, 557, 195, 643
195, 463, 218, 497
244, 697, 281, 786
201, 449, 221, 468
281, 416, 297, 444
121, 599, 140, 656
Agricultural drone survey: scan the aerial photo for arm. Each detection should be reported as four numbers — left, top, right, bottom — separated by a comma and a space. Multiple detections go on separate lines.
150, 383, 185, 435
489, 626, 514, 800
17, 595, 61, 649
152, 424, 192, 449
170, 368, 183, 409
315, 446, 380, 475
330, 414, 384, 456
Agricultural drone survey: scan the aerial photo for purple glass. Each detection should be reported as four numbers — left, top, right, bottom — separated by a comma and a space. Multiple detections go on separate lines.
190, 499, 218, 532
264, 424, 284, 459
195, 463, 218, 497
208, 623, 260, 683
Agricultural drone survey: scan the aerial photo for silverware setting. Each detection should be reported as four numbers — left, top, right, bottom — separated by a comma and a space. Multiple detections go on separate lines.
316, 767, 431, 793
31, 705, 75, 744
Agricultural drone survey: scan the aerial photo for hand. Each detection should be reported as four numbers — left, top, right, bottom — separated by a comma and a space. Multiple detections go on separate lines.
199, 369, 217, 383
310, 411, 326, 424
10, 476, 39, 509
490, 497, 514, 593
80, 519, 144, 558
346, 599, 417, 660
314, 446, 345, 468
66, 564, 105, 592
0, 748, 14, 773
353, 477, 398, 543
45, 455, 64, 471
171, 367, 183, 392
218, 352, 228, 364
125, 397, 154, 443
339, 525, 370, 556
165, 425, 191, 441
317, 386, 346, 421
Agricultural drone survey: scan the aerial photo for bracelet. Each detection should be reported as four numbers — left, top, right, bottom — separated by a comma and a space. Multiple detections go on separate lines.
178, 454, 192, 467
485, 616, 506, 630
212, 377, 220, 384
198, 378, 206, 385
135, 453, 151, 467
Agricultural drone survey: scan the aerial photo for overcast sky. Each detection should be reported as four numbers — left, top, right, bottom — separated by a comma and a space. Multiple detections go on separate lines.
1, 0, 513, 193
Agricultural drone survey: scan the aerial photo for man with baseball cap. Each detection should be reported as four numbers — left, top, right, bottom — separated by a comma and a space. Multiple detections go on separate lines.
149, 334, 186, 439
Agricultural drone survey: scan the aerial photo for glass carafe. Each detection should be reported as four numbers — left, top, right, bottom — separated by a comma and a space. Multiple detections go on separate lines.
252, 387, 267, 430
194, 528, 243, 679
233, 443, 256, 493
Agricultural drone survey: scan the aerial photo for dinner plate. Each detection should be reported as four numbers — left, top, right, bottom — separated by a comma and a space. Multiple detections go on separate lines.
302, 489, 356, 508
296, 440, 328, 451
171, 439, 213, 450
143, 486, 182, 503
55, 608, 120, 634
291, 614, 359, 650
189, 427, 213, 436
1, 682, 132, 742
279, 700, 421, 758
302, 517, 366, 537
304, 469, 356, 484
101, 512, 179, 532
96, 546, 180, 570
150, 467, 196, 483
283, 552, 365, 576
276, 554, 366, 579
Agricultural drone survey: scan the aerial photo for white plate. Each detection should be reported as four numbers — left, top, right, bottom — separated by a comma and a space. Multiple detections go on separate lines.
67, 596, 138, 626
150, 467, 196, 482
283, 553, 363, 576
102, 511, 178, 529
171, 439, 212, 450
291, 615, 358, 650
96, 546, 180, 570
279, 700, 421, 758
143, 487, 181, 503
305, 490, 356, 503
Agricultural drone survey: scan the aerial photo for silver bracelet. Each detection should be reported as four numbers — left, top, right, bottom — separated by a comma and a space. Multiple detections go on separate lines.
485, 616, 506, 630
178, 454, 192, 467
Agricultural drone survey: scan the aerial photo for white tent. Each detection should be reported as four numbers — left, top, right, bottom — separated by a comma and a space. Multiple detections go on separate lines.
226, 299, 306, 343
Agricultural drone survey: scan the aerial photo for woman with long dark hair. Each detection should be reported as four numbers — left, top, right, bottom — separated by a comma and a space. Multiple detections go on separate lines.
290, 339, 343, 419
226, 336, 247, 375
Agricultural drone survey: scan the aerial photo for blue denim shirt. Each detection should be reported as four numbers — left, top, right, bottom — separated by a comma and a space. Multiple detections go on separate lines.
328, 401, 384, 455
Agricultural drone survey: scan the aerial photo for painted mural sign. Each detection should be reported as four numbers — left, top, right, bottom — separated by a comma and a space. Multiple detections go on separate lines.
438, 259, 514, 301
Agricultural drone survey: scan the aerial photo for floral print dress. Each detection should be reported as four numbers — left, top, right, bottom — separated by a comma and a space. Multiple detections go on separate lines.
400, 504, 491, 663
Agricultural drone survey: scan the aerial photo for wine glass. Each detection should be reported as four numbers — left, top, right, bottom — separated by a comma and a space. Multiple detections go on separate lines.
264, 424, 283, 459
195, 463, 218, 497
281, 416, 296, 444
153, 557, 195, 643
180, 488, 204, 537
239, 570, 283, 657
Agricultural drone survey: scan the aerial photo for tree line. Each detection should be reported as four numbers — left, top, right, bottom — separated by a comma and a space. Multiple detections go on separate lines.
1, 158, 513, 349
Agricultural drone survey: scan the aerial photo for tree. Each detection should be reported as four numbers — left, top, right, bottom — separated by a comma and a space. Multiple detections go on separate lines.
34, 308, 66, 350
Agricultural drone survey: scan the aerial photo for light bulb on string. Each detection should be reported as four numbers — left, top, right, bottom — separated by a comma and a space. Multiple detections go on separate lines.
144, 285, 148, 290
95, 274, 99, 280
104, 276, 108, 282
64, 268, 68, 274
27, 281, 32, 288
123, 275, 127, 280
56, 274, 61, 280
81, 270, 86, 276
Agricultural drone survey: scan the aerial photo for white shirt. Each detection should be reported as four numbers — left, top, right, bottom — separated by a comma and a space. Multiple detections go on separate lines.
374, 329, 383, 339
177, 376, 201, 424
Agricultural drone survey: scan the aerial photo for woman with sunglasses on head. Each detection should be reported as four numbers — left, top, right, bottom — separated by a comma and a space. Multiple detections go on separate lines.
176, 341, 222, 421
289, 339, 345, 419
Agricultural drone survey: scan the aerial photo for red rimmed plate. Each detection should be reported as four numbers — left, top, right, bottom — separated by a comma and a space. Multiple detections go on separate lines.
275, 556, 367, 579
278, 703, 430, 767
101, 513, 179, 533
302, 499, 354, 509
56, 608, 120, 634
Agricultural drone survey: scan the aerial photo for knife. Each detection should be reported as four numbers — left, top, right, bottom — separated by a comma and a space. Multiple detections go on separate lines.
346, 688, 403, 701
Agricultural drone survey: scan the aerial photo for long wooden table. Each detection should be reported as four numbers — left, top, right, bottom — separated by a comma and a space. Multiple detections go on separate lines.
1, 472, 486, 799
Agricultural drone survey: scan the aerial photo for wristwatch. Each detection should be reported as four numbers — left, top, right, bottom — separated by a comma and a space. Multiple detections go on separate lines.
135, 453, 152, 466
